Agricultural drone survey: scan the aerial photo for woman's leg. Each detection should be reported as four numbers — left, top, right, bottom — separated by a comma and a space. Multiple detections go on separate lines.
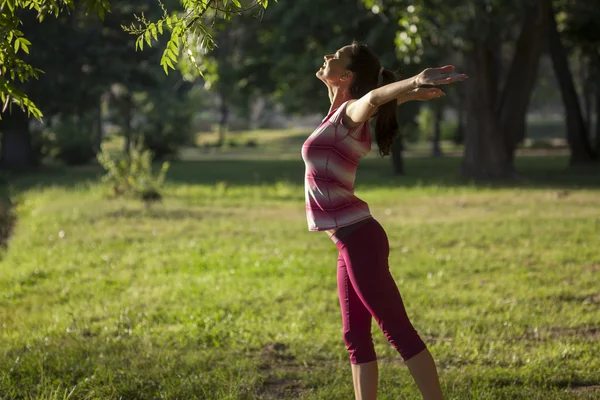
404, 349, 443, 400
351, 361, 378, 400
337, 252, 378, 400
338, 220, 443, 399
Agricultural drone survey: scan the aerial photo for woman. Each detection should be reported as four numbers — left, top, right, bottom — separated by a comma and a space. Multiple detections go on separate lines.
301, 42, 467, 400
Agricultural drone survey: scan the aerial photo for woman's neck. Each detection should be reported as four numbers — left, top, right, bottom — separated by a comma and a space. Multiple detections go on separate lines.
327, 85, 352, 114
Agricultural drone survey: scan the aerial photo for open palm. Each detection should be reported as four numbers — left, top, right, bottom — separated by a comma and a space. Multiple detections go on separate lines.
417, 65, 467, 86
410, 87, 445, 101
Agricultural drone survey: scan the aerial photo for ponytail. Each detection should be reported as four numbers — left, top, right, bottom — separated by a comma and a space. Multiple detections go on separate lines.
346, 42, 400, 157
374, 68, 399, 157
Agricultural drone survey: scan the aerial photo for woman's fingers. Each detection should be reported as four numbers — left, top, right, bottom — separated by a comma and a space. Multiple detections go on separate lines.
421, 67, 468, 85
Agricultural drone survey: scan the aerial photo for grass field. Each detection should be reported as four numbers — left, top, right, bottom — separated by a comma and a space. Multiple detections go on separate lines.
1, 151, 599, 399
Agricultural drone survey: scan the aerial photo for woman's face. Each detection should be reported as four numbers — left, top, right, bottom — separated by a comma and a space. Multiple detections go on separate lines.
316, 45, 353, 85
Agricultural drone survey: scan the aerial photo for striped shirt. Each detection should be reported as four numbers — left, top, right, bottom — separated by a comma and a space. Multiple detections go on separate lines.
301, 100, 372, 231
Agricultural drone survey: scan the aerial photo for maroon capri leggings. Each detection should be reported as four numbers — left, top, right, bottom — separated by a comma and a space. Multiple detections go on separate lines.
335, 218, 426, 364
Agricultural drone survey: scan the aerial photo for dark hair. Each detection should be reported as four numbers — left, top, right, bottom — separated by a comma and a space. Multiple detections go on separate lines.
346, 41, 398, 156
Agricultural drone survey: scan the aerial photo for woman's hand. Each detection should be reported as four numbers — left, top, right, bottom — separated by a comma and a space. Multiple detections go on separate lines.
416, 65, 467, 86
397, 88, 445, 105
410, 87, 445, 101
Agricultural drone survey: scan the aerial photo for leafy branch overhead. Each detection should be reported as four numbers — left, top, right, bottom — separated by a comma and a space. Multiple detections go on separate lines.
0, 0, 274, 119
122, 0, 273, 76
0, 0, 111, 119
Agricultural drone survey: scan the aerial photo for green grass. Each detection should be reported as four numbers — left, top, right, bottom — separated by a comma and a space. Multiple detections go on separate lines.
1, 154, 599, 399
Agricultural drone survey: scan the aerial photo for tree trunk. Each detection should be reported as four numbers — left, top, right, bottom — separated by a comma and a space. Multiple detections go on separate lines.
582, 57, 592, 133
0, 110, 34, 170
92, 95, 104, 155
461, 44, 514, 179
391, 135, 404, 175
499, 0, 548, 161
596, 90, 600, 155
123, 93, 133, 152
454, 100, 464, 145
546, 0, 597, 164
217, 101, 229, 148
431, 102, 444, 157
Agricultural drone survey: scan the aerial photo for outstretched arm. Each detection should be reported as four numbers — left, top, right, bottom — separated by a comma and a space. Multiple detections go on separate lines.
345, 65, 466, 126
397, 87, 446, 104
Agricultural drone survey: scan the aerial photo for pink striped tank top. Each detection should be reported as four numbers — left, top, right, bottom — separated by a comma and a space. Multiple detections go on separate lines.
301, 100, 372, 231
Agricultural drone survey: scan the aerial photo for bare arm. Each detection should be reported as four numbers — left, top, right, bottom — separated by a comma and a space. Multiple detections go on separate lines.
344, 65, 466, 126
344, 77, 417, 125
397, 87, 445, 104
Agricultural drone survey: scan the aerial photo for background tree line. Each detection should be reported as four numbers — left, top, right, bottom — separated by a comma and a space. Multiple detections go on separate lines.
0, 0, 598, 179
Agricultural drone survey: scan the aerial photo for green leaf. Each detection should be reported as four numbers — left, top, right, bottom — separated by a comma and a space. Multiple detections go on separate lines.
137, 35, 144, 51
166, 48, 177, 62
144, 29, 152, 46
232, 0, 241, 7
168, 40, 179, 56
157, 20, 164, 35
14, 39, 20, 53
150, 24, 158, 41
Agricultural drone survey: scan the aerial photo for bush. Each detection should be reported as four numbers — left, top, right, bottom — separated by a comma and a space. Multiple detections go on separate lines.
136, 91, 195, 160
402, 123, 421, 144
46, 115, 97, 166
440, 120, 458, 141
96, 138, 169, 202
417, 107, 435, 141
0, 181, 16, 249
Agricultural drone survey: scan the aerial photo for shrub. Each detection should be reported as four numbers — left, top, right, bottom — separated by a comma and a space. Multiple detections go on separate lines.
46, 115, 97, 166
96, 138, 169, 204
136, 91, 195, 160
0, 181, 16, 249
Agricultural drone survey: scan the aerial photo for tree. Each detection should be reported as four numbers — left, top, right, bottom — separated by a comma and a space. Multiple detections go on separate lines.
551, 0, 600, 164
1, 0, 275, 120
0, 0, 110, 119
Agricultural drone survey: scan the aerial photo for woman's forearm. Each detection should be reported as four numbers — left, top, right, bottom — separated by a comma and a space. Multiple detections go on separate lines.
370, 76, 418, 107
396, 91, 417, 105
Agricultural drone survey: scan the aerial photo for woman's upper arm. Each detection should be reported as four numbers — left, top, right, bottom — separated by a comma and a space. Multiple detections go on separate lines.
343, 92, 378, 128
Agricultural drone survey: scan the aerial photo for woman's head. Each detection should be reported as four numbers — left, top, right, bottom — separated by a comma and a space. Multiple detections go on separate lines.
317, 41, 399, 157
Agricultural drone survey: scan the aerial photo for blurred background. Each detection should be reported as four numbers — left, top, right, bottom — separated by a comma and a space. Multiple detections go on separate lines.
1, 1, 599, 399
0, 0, 598, 178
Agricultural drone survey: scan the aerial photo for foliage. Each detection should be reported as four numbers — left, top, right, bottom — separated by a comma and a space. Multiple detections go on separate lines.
417, 106, 435, 141
0, 0, 111, 119
96, 138, 169, 200
135, 87, 195, 160
41, 115, 97, 166
122, 0, 276, 77
1, 0, 274, 119
0, 181, 15, 249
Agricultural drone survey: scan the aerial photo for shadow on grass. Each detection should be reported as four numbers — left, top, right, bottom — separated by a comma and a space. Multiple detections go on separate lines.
101, 208, 234, 221
3, 154, 600, 195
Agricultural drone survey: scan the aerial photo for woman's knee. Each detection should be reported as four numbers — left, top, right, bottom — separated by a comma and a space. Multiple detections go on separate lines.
384, 329, 427, 361
343, 329, 377, 364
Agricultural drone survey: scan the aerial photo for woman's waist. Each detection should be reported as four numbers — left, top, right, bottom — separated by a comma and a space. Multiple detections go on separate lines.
326, 216, 374, 242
